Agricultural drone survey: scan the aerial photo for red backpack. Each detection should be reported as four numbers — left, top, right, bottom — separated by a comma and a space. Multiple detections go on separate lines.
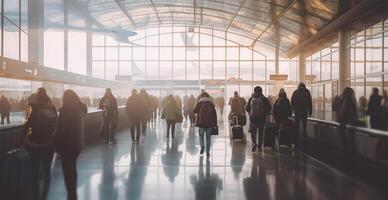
198, 102, 213, 127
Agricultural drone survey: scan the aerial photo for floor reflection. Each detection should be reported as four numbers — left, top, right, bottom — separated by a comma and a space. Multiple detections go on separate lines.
191, 157, 223, 200
46, 118, 388, 200
161, 140, 182, 182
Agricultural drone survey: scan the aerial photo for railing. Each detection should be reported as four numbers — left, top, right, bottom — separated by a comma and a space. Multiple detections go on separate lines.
0, 106, 129, 155
301, 117, 388, 185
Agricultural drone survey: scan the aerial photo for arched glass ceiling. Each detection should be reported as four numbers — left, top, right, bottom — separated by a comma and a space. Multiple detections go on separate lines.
45, 0, 339, 57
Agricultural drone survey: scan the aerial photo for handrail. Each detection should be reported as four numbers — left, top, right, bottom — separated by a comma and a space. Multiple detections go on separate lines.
0, 106, 126, 132
306, 117, 388, 138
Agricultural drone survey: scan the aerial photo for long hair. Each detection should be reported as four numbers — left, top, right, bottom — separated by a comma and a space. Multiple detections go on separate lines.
62, 90, 82, 108
36, 87, 51, 106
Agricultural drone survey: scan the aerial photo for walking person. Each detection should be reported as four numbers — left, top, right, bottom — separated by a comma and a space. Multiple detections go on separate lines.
291, 82, 312, 148
126, 89, 145, 144
367, 88, 383, 130
23, 88, 58, 200
229, 91, 246, 126
99, 88, 118, 144
335, 87, 358, 125
194, 92, 217, 157
138, 89, 152, 133
219, 96, 225, 115
162, 95, 179, 139
54, 90, 87, 200
187, 95, 196, 125
381, 90, 388, 130
245, 86, 272, 152
0, 95, 10, 124
272, 89, 292, 126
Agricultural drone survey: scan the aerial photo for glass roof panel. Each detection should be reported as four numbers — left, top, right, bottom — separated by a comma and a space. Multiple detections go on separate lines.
39, 0, 340, 55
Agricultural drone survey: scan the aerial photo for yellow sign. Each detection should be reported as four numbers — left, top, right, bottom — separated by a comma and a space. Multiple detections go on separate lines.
269, 74, 288, 81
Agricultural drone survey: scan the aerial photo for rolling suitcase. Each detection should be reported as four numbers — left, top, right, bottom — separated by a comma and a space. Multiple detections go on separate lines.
278, 119, 294, 147
231, 116, 244, 140
264, 122, 277, 148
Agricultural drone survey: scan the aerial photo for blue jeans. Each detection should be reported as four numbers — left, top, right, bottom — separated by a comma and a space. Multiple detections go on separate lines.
199, 127, 212, 154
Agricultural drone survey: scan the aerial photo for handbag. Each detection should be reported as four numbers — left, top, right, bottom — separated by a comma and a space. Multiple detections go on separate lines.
211, 126, 219, 135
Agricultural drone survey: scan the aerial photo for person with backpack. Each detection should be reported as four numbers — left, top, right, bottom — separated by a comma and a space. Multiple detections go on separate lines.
23, 88, 58, 200
54, 90, 87, 200
162, 95, 180, 139
194, 92, 217, 157
229, 91, 247, 126
245, 86, 272, 152
291, 82, 312, 148
99, 88, 118, 144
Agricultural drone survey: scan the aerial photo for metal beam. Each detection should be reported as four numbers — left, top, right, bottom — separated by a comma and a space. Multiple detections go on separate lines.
113, 0, 137, 28
285, 0, 388, 58
226, 0, 247, 31
193, 0, 196, 26
250, 0, 297, 47
150, 0, 161, 23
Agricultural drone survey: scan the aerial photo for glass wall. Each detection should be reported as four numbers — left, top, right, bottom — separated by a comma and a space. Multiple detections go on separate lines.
305, 42, 339, 121
2, 0, 28, 62
92, 26, 298, 99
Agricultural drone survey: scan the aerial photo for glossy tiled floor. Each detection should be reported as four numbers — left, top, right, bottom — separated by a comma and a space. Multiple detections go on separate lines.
47, 115, 388, 200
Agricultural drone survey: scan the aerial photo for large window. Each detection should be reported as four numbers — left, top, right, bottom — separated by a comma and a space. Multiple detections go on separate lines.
91, 26, 297, 98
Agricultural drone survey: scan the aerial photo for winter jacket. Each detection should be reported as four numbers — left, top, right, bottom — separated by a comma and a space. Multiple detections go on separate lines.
162, 101, 179, 121
23, 102, 58, 145
245, 93, 271, 124
273, 97, 292, 124
336, 95, 358, 125
367, 94, 382, 117
126, 95, 146, 121
291, 87, 312, 117
99, 95, 118, 120
54, 103, 87, 155
194, 97, 217, 128
0, 98, 10, 115
230, 96, 246, 116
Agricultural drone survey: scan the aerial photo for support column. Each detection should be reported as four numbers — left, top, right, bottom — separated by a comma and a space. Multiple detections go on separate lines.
28, 0, 44, 65
338, 29, 350, 92
86, 32, 92, 76
298, 52, 305, 83
63, 0, 68, 71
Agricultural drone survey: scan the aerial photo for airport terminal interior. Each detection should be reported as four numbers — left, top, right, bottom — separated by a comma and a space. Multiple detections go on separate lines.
1, 0, 388, 199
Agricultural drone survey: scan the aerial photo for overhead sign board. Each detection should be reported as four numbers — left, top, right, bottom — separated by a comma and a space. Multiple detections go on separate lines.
270, 74, 288, 81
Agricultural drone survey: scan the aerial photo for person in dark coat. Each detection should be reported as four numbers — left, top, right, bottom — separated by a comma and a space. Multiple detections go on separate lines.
24, 88, 58, 200
187, 95, 196, 125
291, 82, 312, 148
99, 88, 118, 144
273, 88, 292, 126
245, 86, 271, 152
55, 90, 87, 200
126, 89, 145, 144
367, 87, 383, 130
0, 95, 10, 124
162, 95, 180, 139
194, 92, 217, 157
336, 87, 358, 125
138, 89, 152, 133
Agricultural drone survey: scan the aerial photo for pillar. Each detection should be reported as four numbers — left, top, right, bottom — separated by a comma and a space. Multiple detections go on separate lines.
338, 29, 350, 92
28, 0, 44, 65
86, 32, 92, 76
